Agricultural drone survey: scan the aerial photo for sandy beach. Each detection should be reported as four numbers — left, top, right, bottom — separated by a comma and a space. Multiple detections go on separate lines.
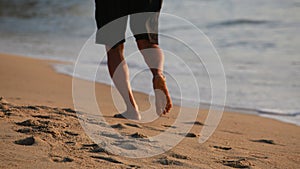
0, 53, 299, 169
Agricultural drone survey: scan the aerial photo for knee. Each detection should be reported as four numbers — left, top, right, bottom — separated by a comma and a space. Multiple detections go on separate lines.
137, 40, 158, 50
106, 44, 124, 55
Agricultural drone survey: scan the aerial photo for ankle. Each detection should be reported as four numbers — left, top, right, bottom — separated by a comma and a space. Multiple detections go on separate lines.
127, 104, 139, 112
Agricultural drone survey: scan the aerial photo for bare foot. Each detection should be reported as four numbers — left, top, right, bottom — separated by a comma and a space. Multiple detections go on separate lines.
113, 109, 141, 120
153, 74, 172, 116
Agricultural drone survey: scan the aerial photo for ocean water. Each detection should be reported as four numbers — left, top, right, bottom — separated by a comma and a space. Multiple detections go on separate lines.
0, 0, 299, 125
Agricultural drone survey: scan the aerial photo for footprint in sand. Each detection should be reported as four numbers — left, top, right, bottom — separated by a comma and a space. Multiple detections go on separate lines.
51, 155, 74, 163
14, 136, 35, 146
81, 143, 112, 155
90, 146, 112, 155
162, 124, 176, 128
64, 130, 79, 136
180, 132, 198, 138
156, 157, 184, 166
15, 119, 60, 138
184, 121, 204, 126
16, 128, 32, 134
53, 108, 78, 118
32, 115, 51, 119
130, 132, 148, 139
16, 119, 39, 127
128, 164, 141, 168
25, 106, 39, 110
62, 108, 77, 114
101, 132, 123, 139
111, 123, 126, 129
65, 141, 76, 146
81, 143, 98, 148
250, 153, 269, 159
114, 143, 138, 150
251, 139, 276, 145
220, 158, 252, 169
221, 130, 243, 135
90, 155, 123, 164
170, 153, 190, 160
124, 123, 142, 128
213, 145, 232, 151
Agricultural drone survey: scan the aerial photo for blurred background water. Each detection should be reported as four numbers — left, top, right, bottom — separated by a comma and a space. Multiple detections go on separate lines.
0, 0, 299, 125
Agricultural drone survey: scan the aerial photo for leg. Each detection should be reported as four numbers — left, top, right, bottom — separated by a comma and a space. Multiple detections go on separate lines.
106, 44, 141, 120
136, 39, 172, 115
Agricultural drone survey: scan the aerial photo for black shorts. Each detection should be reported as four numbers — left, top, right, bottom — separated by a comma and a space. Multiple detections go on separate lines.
95, 0, 163, 48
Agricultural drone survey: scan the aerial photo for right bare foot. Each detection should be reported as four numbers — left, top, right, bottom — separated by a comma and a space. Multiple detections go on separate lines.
153, 74, 172, 116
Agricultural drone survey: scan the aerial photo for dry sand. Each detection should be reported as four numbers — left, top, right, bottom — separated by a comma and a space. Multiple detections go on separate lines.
0, 53, 299, 169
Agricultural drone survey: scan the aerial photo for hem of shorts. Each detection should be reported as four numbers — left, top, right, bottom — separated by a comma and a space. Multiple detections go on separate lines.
95, 39, 126, 49
135, 36, 159, 45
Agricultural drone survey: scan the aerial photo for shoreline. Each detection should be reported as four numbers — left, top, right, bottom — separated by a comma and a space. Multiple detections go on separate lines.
0, 53, 299, 168
3, 52, 299, 127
